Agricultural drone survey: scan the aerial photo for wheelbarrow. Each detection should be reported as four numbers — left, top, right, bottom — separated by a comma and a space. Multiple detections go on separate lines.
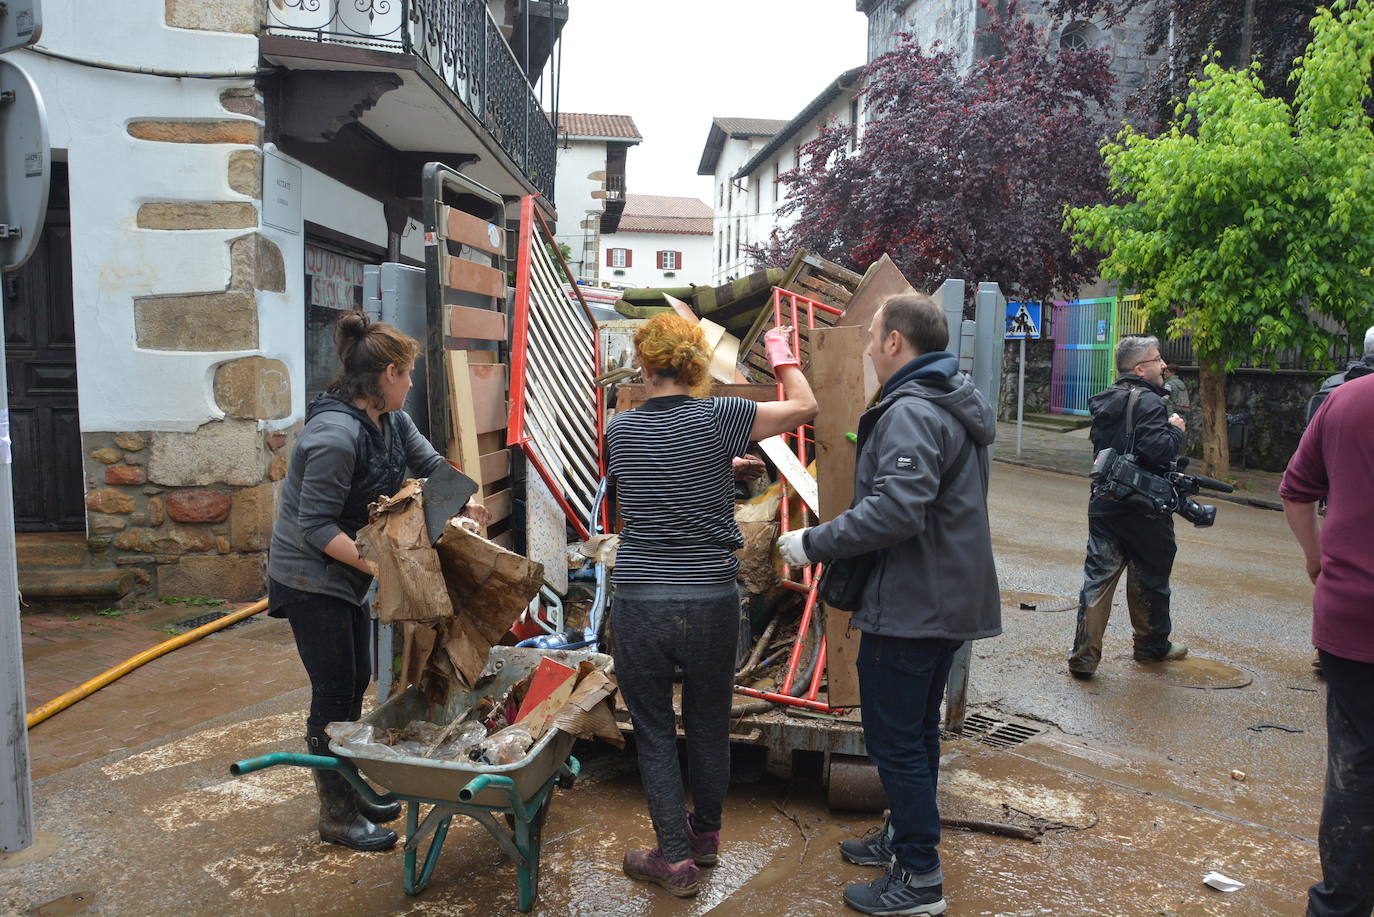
230, 647, 611, 912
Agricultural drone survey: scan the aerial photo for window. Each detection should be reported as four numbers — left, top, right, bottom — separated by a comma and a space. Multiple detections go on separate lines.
725, 225, 731, 263
795, 144, 802, 169
1059, 21, 1102, 52
848, 98, 860, 151
607, 247, 630, 268
717, 232, 723, 267
727, 182, 733, 211
773, 161, 780, 204
657, 251, 681, 270
719, 182, 725, 207
734, 219, 740, 259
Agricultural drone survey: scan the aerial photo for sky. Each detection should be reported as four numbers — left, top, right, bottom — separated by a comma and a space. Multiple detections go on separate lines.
552, 0, 870, 203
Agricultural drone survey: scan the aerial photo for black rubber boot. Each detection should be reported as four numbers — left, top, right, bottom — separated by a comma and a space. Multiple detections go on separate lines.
305, 732, 397, 851
345, 697, 404, 825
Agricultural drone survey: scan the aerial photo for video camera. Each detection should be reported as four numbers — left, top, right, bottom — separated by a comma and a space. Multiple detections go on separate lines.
1090, 448, 1235, 527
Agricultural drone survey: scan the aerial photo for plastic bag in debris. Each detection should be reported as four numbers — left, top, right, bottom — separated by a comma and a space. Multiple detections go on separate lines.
425, 721, 487, 761
474, 724, 534, 765
323, 721, 404, 759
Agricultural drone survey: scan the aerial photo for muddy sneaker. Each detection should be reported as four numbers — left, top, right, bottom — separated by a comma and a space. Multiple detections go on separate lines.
623, 847, 700, 897
1068, 667, 1095, 680
844, 864, 946, 915
840, 817, 894, 867
1134, 642, 1188, 662
686, 811, 719, 866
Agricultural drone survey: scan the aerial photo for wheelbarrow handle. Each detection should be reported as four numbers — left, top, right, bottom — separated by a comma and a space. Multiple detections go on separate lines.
458, 772, 516, 804
229, 752, 398, 807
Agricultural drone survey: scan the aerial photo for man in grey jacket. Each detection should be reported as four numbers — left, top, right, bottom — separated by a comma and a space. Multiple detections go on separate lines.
777, 293, 1001, 916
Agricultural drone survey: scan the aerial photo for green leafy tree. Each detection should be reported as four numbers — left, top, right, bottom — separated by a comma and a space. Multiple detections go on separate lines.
1066, 0, 1374, 477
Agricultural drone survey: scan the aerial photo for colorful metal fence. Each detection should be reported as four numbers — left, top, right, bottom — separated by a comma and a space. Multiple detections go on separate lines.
1049, 295, 1146, 415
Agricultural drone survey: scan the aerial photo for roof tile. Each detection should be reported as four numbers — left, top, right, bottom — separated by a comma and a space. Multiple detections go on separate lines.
557, 113, 643, 140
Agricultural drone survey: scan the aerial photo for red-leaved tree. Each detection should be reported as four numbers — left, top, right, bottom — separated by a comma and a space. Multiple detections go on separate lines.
754, 2, 1115, 301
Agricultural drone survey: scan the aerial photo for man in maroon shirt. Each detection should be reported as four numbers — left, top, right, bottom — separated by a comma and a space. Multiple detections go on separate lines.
1281, 371, 1374, 917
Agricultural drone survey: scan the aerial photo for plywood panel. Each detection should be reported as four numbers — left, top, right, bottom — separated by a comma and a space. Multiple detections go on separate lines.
468, 363, 507, 435
526, 470, 569, 593
484, 488, 513, 524
444, 206, 505, 254
478, 449, 512, 485
812, 325, 868, 707
447, 305, 507, 342
446, 255, 505, 299
445, 349, 482, 486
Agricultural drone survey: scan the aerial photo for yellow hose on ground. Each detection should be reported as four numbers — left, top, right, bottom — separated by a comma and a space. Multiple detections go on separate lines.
25, 597, 269, 729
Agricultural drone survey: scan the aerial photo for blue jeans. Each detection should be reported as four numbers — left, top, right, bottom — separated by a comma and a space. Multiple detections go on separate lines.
1309, 651, 1374, 917
857, 632, 962, 880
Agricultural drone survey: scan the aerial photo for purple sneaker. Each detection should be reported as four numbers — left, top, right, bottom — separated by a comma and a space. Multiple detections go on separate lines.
686, 812, 719, 866
623, 847, 700, 897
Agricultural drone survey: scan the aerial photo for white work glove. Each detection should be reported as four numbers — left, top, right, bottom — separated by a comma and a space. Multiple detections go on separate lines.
776, 529, 813, 566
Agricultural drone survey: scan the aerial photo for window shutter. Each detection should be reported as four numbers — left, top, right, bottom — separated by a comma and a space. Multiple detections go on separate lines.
656, 251, 664, 269
606, 248, 613, 267
625, 249, 632, 268
675, 251, 683, 269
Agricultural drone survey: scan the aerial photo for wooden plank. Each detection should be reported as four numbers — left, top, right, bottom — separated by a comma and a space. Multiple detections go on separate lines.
477, 430, 505, 455
468, 362, 507, 435
479, 449, 512, 485
490, 530, 515, 550
444, 205, 505, 255
839, 254, 916, 398
447, 305, 507, 342
445, 349, 483, 492
446, 254, 506, 299
812, 325, 868, 707
484, 487, 514, 524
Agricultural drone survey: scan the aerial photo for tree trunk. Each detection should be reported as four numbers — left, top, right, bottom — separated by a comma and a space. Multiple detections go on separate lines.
1198, 358, 1230, 479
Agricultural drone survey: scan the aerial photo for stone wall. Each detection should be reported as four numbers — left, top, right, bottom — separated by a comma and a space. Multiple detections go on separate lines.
82, 423, 293, 602
997, 339, 1056, 420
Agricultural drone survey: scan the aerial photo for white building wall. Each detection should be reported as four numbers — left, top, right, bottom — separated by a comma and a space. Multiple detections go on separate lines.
600, 231, 713, 289
708, 135, 778, 285
735, 94, 855, 274
14, 0, 261, 434
552, 140, 607, 283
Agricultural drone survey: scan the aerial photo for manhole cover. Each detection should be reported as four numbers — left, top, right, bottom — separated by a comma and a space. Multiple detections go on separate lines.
169, 610, 246, 632
1000, 590, 1075, 613
1134, 656, 1253, 689
951, 712, 1044, 748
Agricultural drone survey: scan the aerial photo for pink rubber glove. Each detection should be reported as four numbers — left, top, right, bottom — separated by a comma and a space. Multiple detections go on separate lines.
763, 326, 800, 372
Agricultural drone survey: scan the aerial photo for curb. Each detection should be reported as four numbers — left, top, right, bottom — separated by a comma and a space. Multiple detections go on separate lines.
991, 455, 1282, 513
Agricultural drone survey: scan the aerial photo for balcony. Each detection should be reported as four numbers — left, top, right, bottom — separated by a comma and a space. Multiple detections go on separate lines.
265, 0, 557, 201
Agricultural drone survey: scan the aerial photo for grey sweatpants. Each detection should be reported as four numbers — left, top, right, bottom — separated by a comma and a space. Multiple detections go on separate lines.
612, 581, 739, 862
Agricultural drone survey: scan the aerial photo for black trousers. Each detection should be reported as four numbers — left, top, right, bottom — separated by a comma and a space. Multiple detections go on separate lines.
612, 582, 739, 863
1309, 651, 1374, 917
1069, 507, 1176, 672
275, 583, 373, 732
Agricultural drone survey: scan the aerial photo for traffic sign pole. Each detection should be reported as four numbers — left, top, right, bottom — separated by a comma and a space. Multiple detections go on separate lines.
0, 2, 47, 853
1017, 336, 1026, 457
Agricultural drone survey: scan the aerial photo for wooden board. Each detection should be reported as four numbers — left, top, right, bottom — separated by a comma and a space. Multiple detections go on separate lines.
484, 488, 513, 526
478, 449, 512, 486
445, 349, 483, 488
448, 305, 507, 342
446, 255, 506, 299
837, 254, 916, 399
812, 325, 868, 707
468, 362, 507, 435
444, 206, 505, 255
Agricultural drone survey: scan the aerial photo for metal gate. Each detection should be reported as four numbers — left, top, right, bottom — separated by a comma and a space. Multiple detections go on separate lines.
1049, 295, 1145, 415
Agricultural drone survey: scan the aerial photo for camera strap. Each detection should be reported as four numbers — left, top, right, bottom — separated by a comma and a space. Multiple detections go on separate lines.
1122, 385, 1143, 457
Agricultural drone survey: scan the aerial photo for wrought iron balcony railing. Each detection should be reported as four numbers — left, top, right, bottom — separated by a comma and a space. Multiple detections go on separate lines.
267, 0, 557, 199
604, 172, 625, 202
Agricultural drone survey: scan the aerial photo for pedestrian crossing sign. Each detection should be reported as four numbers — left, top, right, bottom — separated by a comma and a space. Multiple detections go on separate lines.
1005, 301, 1041, 339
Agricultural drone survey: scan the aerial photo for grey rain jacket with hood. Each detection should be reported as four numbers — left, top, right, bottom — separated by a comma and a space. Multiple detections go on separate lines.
802, 352, 1002, 641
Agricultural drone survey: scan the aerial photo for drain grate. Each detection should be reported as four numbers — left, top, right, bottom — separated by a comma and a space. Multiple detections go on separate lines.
954, 713, 1044, 749
170, 610, 246, 632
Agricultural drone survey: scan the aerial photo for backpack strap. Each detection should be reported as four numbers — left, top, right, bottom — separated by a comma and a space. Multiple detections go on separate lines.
1122, 385, 1143, 457
936, 432, 976, 499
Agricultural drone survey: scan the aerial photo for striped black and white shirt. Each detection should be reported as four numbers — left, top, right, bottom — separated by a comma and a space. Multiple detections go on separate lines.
607, 395, 759, 585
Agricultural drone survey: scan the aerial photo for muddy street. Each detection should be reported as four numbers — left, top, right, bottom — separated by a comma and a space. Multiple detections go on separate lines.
3, 462, 1326, 916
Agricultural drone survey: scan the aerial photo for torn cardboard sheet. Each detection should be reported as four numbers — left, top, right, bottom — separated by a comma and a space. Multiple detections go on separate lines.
356, 480, 450, 623
550, 661, 624, 748
576, 533, 620, 568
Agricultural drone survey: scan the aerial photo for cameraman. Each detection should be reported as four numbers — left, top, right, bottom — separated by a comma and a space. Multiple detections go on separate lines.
1068, 335, 1188, 679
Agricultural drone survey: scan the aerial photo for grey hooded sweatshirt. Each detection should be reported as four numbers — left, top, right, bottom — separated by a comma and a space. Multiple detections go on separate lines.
803, 353, 1002, 641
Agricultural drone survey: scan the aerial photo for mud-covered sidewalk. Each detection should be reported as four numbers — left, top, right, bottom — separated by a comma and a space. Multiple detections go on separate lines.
1, 463, 1326, 916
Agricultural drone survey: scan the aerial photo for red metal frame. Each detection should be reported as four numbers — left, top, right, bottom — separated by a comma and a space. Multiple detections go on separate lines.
507, 194, 605, 541
734, 287, 848, 715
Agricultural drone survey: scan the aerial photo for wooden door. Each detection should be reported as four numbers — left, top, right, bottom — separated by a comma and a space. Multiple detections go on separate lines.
4, 164, 83, 532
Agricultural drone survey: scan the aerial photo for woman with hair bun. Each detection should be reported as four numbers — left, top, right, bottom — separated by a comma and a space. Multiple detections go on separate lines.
609, 312, 817, 897
269, 311, 487, 852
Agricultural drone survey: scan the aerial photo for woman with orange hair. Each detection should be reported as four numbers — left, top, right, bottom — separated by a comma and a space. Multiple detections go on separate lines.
608, 312, 817, 897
